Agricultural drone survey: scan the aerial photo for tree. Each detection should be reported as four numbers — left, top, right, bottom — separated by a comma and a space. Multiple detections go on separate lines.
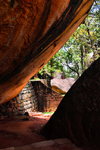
39, 1, 100, 78
62, 0, 100, 78
39, 1, 100, 79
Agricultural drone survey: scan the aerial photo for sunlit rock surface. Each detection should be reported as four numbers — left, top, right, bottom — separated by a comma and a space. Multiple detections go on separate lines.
40, 58, 100, 150
51, 78, 75, 94
0, 0, 94, 104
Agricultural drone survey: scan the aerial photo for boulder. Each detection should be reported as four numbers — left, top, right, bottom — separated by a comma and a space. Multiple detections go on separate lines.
0, 0, 94, 104
40, 58, 100, 150
51, 78, 76, 94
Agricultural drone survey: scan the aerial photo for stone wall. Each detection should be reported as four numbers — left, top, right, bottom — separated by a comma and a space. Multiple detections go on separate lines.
0, 82, 38, 120
31, 81, 63, 112
18, 82, 38, 112
0, 81, 63, 120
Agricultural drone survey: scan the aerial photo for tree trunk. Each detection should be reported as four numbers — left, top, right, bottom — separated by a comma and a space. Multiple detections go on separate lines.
40, 58, 100, 150
50, 58, 53, 79
80, 45, 84, 72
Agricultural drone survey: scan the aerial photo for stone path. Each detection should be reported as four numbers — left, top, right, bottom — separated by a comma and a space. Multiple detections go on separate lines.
0, 138, 94, 150
0, 114, 95, 150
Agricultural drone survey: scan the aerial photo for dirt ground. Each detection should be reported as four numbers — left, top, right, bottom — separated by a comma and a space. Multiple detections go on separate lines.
0, 112, 52, 149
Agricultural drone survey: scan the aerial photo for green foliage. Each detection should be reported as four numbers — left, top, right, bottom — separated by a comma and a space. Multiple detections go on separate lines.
42, 112, 54, 114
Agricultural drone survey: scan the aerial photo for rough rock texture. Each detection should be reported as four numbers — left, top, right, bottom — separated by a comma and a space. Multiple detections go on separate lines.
0, 0, 94, 104
31, 81, 63, 112
40, 58, 100, 150
0, 81, 38, 120
51, 78, 76, 94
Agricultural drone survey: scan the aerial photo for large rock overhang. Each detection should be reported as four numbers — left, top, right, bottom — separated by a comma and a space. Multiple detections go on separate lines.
0, 0, 94, 104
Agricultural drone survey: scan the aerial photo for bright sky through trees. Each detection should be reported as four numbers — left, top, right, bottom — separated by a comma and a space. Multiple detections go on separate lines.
39, 0, 100, 79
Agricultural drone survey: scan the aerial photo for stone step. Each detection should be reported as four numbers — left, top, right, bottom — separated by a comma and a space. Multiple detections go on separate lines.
0, 138, 87, 150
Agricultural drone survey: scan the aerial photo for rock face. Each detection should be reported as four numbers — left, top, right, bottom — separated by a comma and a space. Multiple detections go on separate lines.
0, 0, 94, 104
40, 58, 100, 150
51, 78, 76, 94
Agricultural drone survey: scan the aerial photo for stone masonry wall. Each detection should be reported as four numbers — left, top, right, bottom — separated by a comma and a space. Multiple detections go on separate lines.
0, 82, 38, 120
31, 81, 63, 112
0, 81, 63, 120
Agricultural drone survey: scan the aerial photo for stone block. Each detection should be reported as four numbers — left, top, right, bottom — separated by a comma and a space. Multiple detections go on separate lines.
29, 93, 32, 97
54, 138, 72, 145
23, 99, 29, 102
24, 94, 29, 99
0, 113, 5, 120
12, 107, 17, 111
21, 94, 24, 100
67, 143, 78, 149
22, 90, 27, 94
11, 105, 14, 108
15, 145, 31, 150
18, 94, 21, 100
31, 140, 55, 148
8, 108, 12, 113
12, 111, 18, 116
24, 104, 32, 109
16, 97, 19, 101
72, 148, 83, 150
19, 107, 24, 111
25, 108, 32, 112
20, 102, 24, 106
24, 101, 31, 105
1, 147, 15, 150
17, 107, 20, 111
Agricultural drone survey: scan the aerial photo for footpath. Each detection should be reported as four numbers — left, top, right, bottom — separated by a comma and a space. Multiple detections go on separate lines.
0, 113, 94, 150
